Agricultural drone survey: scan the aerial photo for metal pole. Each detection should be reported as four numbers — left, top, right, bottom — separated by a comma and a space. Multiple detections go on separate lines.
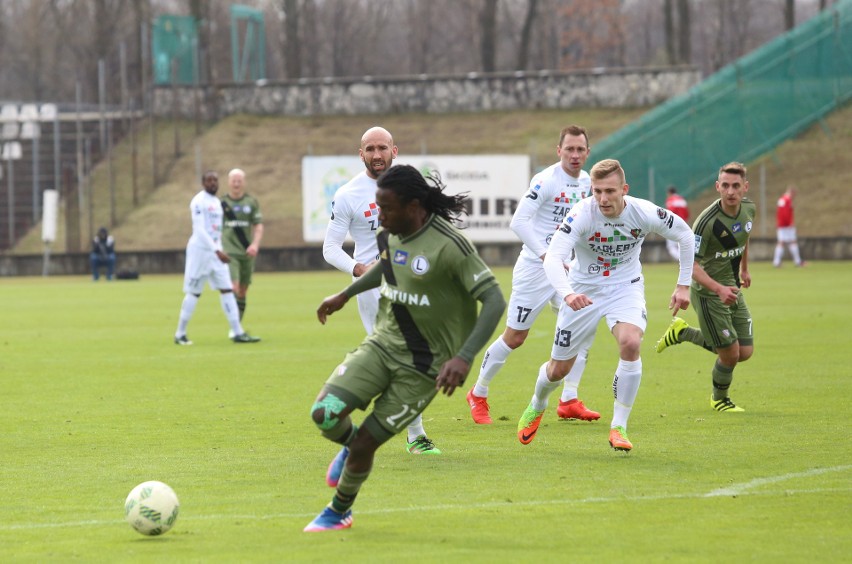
108, 118, 115, 228
130, 98, 138, 207
32, 137, 40, 223
85, 137, 93, 240
195, 142, 202, 183
76, 80, 85, 249
648, 166, 656, 204
172, 58, 180, 158
760, 163, 767, 237
6, 158, 13, 247
99, 59, 106, 152
120, 41, 129, 131
53, 113, 60, 200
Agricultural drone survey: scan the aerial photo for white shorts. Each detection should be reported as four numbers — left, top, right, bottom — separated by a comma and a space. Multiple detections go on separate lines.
551, 280, 647, 360
506, 256, 561, 331
183, 245, 233, 295
357, 286, 380, 335
777, 226, 797, 243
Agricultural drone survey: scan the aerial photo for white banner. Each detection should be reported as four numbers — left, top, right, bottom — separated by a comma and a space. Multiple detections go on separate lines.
42, 189, 59, 243
302, 155, 531, 243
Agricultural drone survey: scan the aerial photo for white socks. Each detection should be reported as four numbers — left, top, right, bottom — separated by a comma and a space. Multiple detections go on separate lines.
612, 358, 642, 429
531, 362, 561, 411
406, 414, 426, 442
473, 337, 513, 397
774, 243, 803, 266
176, 294, 199, 336
560, 349, 588, 402
220, 292, 244, 335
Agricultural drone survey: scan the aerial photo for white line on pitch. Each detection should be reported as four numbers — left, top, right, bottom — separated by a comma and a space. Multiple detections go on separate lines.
1, 467, 849, 532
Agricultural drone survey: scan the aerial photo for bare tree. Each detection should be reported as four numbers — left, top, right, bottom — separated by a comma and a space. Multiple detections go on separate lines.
664, 0, 677, 64
784, 0, 795, 30
676, 0, 691, 64
480, 0, 499, 72
516, 0, 540, 70
282, 0, 301, 78
558, 0, 625, 69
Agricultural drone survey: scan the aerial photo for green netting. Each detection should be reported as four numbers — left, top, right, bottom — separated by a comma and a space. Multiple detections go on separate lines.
152, 15, 198, 85
591, 0, 852, 203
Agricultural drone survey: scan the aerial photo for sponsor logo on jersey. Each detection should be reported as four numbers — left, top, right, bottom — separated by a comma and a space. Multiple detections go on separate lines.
560, 224, 572, 234
363, 202, 379, 218
393, 250, 409, 265
732, 222, 742, 233
411, 255, 430, 275
715, 246, 746, 259
380, 283, 432, 307
526, 184, 541, 200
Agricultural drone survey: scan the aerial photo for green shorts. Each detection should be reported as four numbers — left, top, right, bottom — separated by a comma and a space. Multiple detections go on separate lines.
692, 289, 754, 349
227, 253, 255, 286
324, 342, 438, 443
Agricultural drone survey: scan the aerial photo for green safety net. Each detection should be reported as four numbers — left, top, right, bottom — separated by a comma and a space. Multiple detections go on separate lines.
591, 0, 852, 203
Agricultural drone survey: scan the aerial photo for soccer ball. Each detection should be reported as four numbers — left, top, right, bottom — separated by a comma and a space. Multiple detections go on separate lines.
124, 481, 180, 536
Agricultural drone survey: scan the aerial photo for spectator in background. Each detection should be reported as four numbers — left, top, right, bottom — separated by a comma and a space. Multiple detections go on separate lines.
90, 227, 115, 281
665, 186, 690, 260
774, 185, 805, 267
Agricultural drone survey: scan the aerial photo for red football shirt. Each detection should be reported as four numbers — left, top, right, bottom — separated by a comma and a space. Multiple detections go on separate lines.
776, 193, 794, 227
665, 194, 689, 222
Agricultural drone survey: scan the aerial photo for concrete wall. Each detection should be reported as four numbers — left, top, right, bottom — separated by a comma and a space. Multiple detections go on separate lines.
153, 67, 701, 119
2, 238, 848, 277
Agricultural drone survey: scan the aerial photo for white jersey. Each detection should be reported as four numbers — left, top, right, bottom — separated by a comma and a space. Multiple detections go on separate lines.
512, 163, 591, 261
322, 171, 381, 273
543, 195, 694, 298
188, 190, 224, 252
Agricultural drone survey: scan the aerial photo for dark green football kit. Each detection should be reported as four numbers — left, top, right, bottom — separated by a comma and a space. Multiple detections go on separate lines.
325, 214, 500, 442
691, 197, 756, 349
221, 193, 262, 284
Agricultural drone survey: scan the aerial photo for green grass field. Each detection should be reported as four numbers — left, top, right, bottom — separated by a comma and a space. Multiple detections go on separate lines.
1, 262, 849, 562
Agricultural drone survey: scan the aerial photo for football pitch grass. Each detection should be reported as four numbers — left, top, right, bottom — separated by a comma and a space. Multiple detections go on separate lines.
1, 261, 849, 562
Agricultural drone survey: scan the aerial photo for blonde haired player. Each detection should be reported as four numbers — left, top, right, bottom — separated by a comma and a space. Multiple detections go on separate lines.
517, 159, 694, 451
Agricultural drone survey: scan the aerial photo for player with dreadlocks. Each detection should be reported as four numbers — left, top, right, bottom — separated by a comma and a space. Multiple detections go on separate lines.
303, 164, 506, 532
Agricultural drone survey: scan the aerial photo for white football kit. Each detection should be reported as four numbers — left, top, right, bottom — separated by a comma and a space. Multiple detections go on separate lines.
183, 189, 232, 295
507, 162, 590, 330
322, 171, 382, 334
543, 195, 694, 360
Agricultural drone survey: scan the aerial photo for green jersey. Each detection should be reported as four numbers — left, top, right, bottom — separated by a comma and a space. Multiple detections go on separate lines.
691, 197, 756, 296
220, 193, 262, 256
367, 214, 499, 377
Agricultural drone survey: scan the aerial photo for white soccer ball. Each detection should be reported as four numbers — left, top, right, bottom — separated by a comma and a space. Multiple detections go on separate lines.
124, 481, 180, 536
